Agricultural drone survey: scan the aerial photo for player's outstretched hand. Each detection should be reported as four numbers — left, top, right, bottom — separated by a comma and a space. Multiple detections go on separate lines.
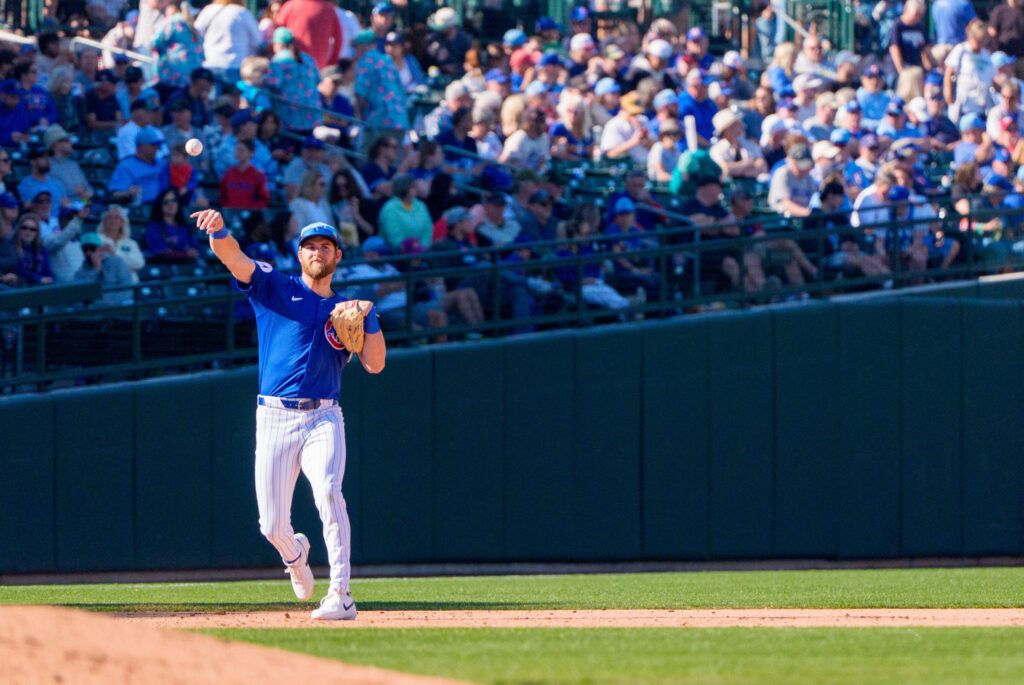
191, 209, 225, 235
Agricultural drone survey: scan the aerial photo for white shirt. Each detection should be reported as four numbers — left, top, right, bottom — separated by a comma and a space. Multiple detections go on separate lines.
335, 8, 361, 60
501, 130, 551, 171
945, 43, 994, 115
600, 113, 651, 165
851, 186, 890, 230
195, 3, 263, 71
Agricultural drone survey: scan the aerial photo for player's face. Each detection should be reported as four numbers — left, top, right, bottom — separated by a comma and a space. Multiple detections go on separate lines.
298, 237, 341, 280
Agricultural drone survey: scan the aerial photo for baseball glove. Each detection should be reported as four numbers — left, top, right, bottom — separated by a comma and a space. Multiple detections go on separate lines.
330, 301, 370, 354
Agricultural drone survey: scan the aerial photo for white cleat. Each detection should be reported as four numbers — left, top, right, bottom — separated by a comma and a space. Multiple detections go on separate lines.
285, 533, 315, 601
311, 590, 357, 620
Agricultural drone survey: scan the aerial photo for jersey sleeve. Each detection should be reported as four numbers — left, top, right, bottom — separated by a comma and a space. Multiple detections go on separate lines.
234, 259, 290, 304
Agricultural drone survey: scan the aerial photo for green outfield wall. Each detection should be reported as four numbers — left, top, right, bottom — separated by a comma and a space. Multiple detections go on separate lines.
3, 296, 1023, 574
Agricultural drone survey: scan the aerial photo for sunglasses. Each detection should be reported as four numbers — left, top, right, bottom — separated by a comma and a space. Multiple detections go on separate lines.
20, 225, 39, 232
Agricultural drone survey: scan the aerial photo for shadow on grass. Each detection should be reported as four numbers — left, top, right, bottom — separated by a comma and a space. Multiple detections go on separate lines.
69, 601, 545, 613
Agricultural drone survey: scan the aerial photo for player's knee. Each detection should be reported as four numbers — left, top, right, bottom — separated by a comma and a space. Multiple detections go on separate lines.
313, 484, 347, 514
259, 517, 290, 547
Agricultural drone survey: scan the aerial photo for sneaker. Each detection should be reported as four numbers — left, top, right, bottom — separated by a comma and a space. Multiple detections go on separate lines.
311, 590, 357, 620
285, 533, 314, 601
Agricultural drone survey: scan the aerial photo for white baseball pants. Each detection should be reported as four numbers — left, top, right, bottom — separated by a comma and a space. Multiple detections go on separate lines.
254, 403, 352, 594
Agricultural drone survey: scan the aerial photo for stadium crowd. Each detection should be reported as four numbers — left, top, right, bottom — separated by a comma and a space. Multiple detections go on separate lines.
2, 0, 1024, 337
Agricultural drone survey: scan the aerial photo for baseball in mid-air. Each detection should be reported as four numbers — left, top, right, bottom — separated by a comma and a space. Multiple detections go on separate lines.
185, 138, 204, 156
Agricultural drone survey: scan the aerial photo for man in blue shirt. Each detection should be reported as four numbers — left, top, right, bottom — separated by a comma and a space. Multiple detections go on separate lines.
109, 127, 170, 204
677, 69, 717, 144
17, 147, 67, 219
192, 209, 386, 621
931, 0, 976, 47
12, 61, 55, 128
0, 79, 30, 147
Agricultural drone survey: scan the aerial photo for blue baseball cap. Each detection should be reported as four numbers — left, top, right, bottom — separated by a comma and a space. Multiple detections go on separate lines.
595, 77, 621, 96
272, 26, 294, 45
361, 236, 391, 255
0, 79, 18, 95
134, 126, 162, 146
298, 222, 340, 246
613, 197, 636, 214
538, 51, 563, 68
959, 112, 985, 132
372, 1, 395, 14
925, 70, 944, 86
993, 51, 1017, 69
830, 128, 852, 145
524, 80, 548, 96
859, 133, 880, 149
571, 6, 590, 22
984, 173, 1015, 191
887, 185, 910, 202
0, 192, 17, 208
844, 99, 861, 113
302, 135, 325, 150
230, 109, 255, 129
686, 26, 706, 41
503, 28, 527, 47
863, 64, 882, 78
485, 68, 510, 84
535, 16, 560, 32
885, 98, 905, 116
653, 88, 676, 111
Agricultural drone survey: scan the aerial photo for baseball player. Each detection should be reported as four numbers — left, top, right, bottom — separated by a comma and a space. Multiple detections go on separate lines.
193, 208, 385, 620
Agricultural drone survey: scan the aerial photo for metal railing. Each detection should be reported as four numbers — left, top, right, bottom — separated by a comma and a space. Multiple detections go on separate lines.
3, 196, 1024, 392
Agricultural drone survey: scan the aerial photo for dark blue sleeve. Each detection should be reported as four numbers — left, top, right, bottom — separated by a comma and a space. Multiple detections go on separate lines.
143, 222, 167, 254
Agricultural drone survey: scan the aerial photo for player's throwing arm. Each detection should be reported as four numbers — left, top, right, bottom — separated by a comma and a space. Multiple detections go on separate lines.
193, 209, 385, 621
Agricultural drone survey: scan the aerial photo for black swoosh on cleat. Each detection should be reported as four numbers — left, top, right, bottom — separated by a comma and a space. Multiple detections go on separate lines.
343, 602, 354, 611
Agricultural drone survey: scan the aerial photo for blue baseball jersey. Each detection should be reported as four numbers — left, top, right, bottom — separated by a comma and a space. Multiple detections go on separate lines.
235, 261, 350, 399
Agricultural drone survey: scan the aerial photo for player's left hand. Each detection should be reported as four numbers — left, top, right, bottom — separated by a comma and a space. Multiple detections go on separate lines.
191, 209, 224, 235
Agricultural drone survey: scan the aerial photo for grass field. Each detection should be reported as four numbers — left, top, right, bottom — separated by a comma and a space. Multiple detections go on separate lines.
5, 567, 1024, 684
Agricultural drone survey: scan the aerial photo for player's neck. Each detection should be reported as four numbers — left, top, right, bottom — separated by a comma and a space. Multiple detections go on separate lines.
302, 273, 335, 298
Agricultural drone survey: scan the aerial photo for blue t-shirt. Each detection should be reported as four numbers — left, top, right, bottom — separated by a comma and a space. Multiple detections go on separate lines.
856, 89, 891, 124
235, 261, 350, 399
109, 155, 170, 204
931, 0, 976, 45
677, 92, 717, 141
17, 175, 67, 218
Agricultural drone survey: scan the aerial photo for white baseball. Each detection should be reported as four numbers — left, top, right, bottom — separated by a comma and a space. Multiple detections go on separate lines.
185, 138, 204, 156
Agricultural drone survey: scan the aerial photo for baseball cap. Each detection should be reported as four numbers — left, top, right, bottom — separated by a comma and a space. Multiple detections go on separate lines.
787, 144, 813, 171
984, 173, 1015, 191
134, 126, 162, 146
712, 108, 740, 135
272, 27, 294, 45
298, 222, 339, 246
191, 67, 214, 82
887, 185, 910, 202
124, 66, 143, 82
653, 88, 676, 111
830, 128, 852, 145
812, 141, 840, 161
485, 68, 509, 84
130, 97, 152, 112
538, 51, 564, 68
906, 96, 930, 123
528, 189, 553, 204
859, 133, 880, 149
613, 196, 636, 214
361, 236, 391, 255
95, 69, 119, 84
570, 33, 595, 52
230, 109, 255, 129
383, 31, 404, 45
485, 191, 508, 205
535, 16, 560, 33
372, 1, 395, 14
620, 91, 644, 115
80, 232, 103, 248
777, 96, 796, 111
302, 135, 325, 150
502, 28, 527, 47
0, 192, 18, 209
863, 64, 882, 78
445, 81, 470, 103
443, 206, 471, 225
792, 73, 823, 92
524, 81, 548, 97
885, 99, 905, 116
571, 6, 590, 22
113, 53, 130, 64
353, 29, 377, 46
646, 39, 674, 60
722, 50, 744, 69
993, 51, 1017, 69
686, 26, 706, 41
595, 77, 621, 97
925, 70, 944, 86
959, 112, 985, 131
604, 44, 625, 61
26, 145, 49, 160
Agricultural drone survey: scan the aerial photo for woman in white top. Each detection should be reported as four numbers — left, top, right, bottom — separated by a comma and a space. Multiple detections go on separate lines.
99, 205, 146, 283
944, 18, 994, 121
288, 170, 333, 229
194, 0, 263, 83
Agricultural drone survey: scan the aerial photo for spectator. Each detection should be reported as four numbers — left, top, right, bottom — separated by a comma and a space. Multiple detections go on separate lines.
289, 169, 332, 228
813, 178, 892, 279
877, 98, 923, 141
267, 209, 300, 270
84, 69, 123, 134
275, 0, 343, 69
74, 232, 134, 304
360, 135, 400, 199
235, 55, 272, 113
327, 169, 372, 246
889, 0, 931, 75
150, 1, 204, 99
517, 188, 558, 242
0, 193, 17, 286
39, 198, 89, 283
378, 173, 433, 249
117, 98, 162, 160
369, 1, 396, 42
353, 29, 408, 131
566, 32, 596, 79
165, 67, 213, 129
47, 66, 82, 132
765, 42, 798, 94
856, 64, 890, 128
852, 166, 899, 231
591, 77, 621, 127
116, 66, 161, 121
0, 149, 10, 196
45, 126, 93, 202
18, 147, 67, 220
265, 28, 321, 131
436, 107, 483, 179
98, 204, 145, 282
768, 143, 816, 217
317, 64, 354, 132
109, 126, 171, 205
144, 187, 198, 263
475, 191, 522, 247
213, 109, 276, 181
649, 88, 680, 138
678, 69, 718, 143
988, 81, 1024, 141
794, 34, 835, 81
791, 73, 822, 122
803, 91, 839, 141
194, 0, 262, 84
945, 19, 994, 121
849, 133, 883, 190
13, 213, 54, 285
608, 170, 664, 233
425, 7, 473, 78
710, 109, 766, 180
604, 196, 659, 301
470, 109, 503, 160
424, 172, 458, 223
931, 0, 976, 50
600, 92, 651, 164
0, 79, 31, 146
13, 60, 56, 128
255, 109, 291, 165
425, 81, 474, 140
721, 51, 757, 101
499, 107, 552, 171
383, 32, 425, 93
335, 4, 361, 60
627, 39, 676, 91
988, 0, 1024, 61
954, 113, 986, 167
162, 97, 204, 168
73, 48, 100, 94
648, 119, 682, 182
924, 92, 961, 147
283, 136, 332, 200
220, 139, 270, 210
992, 52, 1024, 95
554, 204, 630, 311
